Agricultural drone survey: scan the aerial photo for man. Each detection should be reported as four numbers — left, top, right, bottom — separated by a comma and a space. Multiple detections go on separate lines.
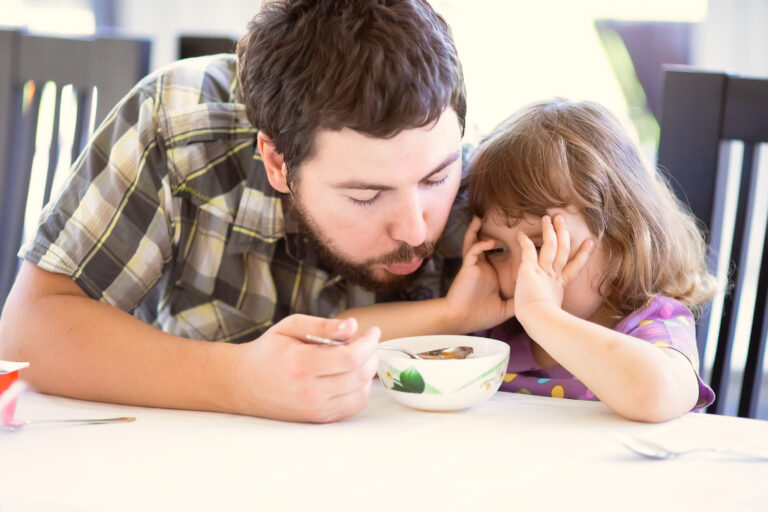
0, 0, 468, 422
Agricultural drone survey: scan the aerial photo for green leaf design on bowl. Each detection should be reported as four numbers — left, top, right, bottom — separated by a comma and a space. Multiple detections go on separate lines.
398, 366, 425, 393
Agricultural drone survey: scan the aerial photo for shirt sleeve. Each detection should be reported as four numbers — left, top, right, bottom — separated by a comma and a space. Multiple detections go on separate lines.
19, 75, 174, 313
623, 298, 716, 410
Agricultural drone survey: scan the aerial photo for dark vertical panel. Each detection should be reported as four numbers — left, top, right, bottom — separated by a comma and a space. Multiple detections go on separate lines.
722, 77, 768, 142
0, 84, 43, 306
42, 85, 63, 206
739, 148, 768, 417
657, 68, 726, 240
0, 31, 19, 205
0, 30, 19, 310
740, 224, 768, 418
72, 86, 94, 161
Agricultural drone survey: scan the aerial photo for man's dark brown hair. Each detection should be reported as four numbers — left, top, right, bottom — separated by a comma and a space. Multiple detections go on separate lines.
236, 0, 466, 186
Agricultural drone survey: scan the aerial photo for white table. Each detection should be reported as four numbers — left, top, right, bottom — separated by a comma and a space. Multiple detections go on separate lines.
1, 382, 767, 511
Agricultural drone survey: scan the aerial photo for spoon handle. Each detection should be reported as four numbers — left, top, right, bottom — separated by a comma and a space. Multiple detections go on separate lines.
377, 346, 419, 359
304, 334, 347, 346
25, 416, 135, 426
704, 448, 768, 461
3, 416, 136, 431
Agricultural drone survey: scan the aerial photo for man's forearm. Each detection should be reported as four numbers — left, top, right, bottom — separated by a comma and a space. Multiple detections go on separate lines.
0, 284, 243, 414
339, 298, 464, 341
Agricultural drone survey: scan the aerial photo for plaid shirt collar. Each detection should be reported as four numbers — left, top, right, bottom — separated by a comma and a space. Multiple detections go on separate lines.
227, 162, 310, 262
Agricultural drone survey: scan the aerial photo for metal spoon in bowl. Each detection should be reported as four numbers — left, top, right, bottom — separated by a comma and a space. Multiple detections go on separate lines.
377, 346, 422, 359
378, 345, 474, 360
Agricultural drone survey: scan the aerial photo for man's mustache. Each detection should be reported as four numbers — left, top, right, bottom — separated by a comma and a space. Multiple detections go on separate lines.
370, 241, 436, 266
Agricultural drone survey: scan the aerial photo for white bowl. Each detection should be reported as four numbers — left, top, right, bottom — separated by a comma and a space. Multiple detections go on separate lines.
376, 335, 510, 411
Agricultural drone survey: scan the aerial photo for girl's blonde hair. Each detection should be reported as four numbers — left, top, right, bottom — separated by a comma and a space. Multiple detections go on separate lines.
469, 99, 717, 318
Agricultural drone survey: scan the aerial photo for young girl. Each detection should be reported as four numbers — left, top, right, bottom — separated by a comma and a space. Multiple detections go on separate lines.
343, 99, 717, 423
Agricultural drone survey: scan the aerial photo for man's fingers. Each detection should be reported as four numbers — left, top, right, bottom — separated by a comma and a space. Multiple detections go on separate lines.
562, 239, 595, 284
300, 326, 381, 377
463, 239, 495, 267
275, 314, 358, 343
462, 216, 483, 255
322, 353, 379, 398
324, 380, 373, 423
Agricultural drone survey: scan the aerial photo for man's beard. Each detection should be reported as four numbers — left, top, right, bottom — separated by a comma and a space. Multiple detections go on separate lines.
289, 195, 436, 293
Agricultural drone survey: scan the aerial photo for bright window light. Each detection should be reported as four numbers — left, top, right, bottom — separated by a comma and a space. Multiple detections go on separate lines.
3, 1, 95, 35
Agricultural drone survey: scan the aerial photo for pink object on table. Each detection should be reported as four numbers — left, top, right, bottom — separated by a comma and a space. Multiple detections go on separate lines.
0, 361, 29, 424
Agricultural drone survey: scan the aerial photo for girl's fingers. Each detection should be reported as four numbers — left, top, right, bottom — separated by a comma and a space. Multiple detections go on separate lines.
562, 239, 595, 284
462, 216, 483, 256
552, 215, 571, 273
538, 215, 557, 270
517, 231, 539, 266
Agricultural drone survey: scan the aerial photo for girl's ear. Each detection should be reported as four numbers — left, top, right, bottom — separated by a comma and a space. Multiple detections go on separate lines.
257, 132, 290, 193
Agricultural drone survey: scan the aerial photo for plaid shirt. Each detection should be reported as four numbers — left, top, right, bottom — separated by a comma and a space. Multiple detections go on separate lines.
20, 55, 470, 343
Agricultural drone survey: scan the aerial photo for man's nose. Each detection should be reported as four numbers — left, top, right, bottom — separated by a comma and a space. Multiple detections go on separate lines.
388, 191, 427, 247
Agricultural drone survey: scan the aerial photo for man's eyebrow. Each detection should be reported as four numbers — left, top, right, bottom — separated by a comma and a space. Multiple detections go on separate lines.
331, 150, 461, 191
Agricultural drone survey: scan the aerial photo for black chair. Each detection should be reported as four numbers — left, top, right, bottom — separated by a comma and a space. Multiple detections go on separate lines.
178, 36, 238, 60
657, 67, 768, 418
0, 29, 151, 310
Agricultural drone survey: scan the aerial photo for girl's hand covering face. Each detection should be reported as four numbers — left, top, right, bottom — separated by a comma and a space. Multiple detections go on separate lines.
445, 216, 516, 332
514, 215, 594, 324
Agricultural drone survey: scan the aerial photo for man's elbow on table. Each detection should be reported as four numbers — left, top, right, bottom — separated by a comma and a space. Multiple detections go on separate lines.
0, 262, 88, 363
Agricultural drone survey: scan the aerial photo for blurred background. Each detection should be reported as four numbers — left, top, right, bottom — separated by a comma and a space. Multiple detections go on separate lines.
2, 0, 768, 417
5, 0, 768, 148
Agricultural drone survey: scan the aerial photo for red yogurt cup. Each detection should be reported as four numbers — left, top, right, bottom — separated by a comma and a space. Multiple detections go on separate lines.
1, 362, 29, 424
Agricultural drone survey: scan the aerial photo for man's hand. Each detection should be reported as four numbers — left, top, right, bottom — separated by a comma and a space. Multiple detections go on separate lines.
235, 315, 381, 423
444, 216, 515, 333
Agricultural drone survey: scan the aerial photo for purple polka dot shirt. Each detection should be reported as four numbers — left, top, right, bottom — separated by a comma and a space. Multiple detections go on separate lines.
478, 296, 715, 410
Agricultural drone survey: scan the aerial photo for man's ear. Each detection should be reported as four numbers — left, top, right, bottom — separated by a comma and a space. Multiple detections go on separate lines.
257, 132, 290, 193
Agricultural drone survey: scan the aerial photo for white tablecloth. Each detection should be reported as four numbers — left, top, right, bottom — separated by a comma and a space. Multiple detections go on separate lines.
2, 382, 767, 511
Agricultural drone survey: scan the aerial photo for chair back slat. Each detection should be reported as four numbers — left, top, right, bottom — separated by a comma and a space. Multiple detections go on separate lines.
0, 83, 42, 304
722, 78, 768, 141
71, 87, 94, 162
657, 68, 725, 244
709, 143, 759, 414
42, 86, 63, 207
739, 203, 768, 417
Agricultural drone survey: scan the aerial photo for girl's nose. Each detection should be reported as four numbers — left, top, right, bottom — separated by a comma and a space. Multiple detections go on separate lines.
495, 263, 517, 301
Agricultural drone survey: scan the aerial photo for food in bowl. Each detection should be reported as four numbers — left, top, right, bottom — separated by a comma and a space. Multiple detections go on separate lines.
417, 346, 473, 360
377, 335, 510, 411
